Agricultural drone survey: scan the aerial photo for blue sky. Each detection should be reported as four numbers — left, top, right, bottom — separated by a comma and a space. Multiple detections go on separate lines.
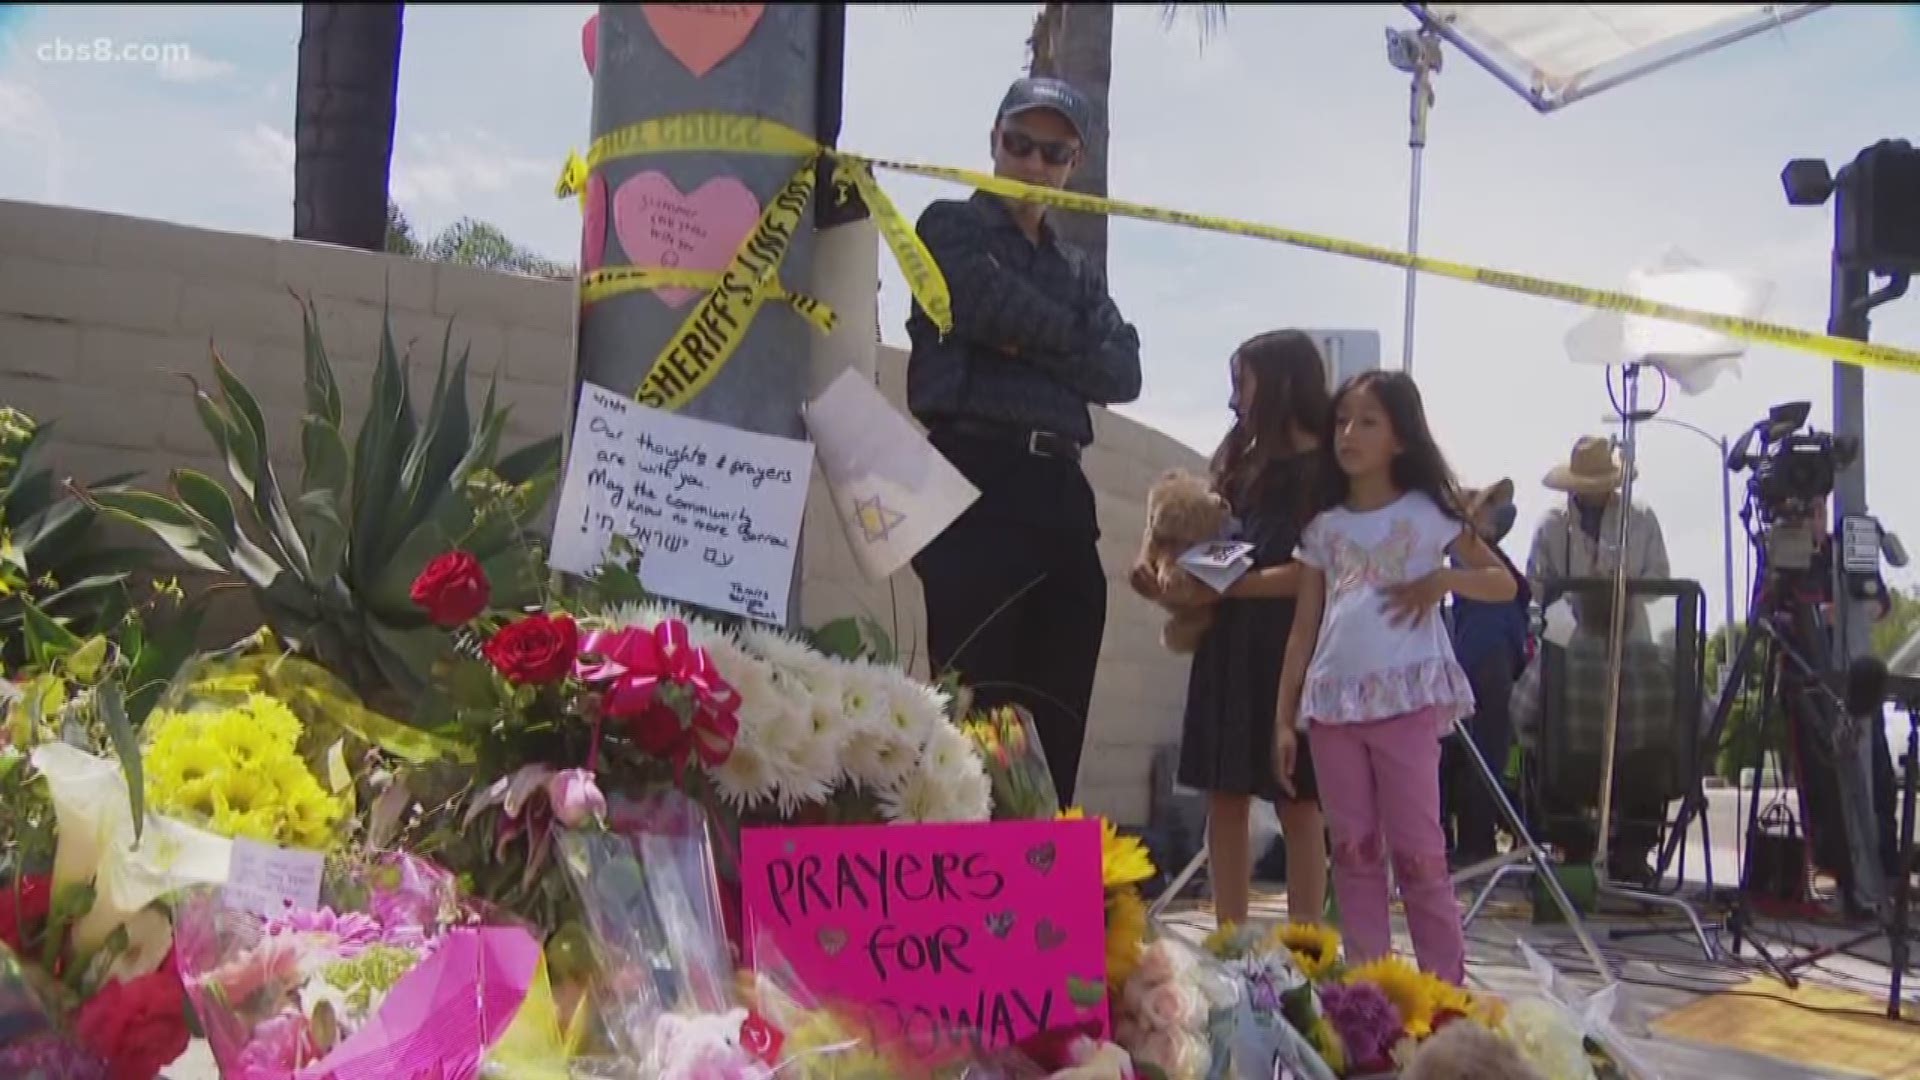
3, 3, 1919, 630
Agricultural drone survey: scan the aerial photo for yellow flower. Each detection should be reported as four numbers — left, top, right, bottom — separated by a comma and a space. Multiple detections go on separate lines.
1057, 807, 1156, 890
142, 694, 347, 851
1345, 956, 1446, 1039
1105, 887, 1147, 992
1268, 921, 1343, 980
1203, 921, 1245, 959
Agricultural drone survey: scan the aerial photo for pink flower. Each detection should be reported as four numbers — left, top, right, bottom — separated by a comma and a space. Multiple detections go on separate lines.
1137, 981, 1207, 1033
233, 1009, 315, 1080
1132, 941, 1182, 986
266, 907, 382, 956
200, 933, 303, 1003
547, 769, 606, 828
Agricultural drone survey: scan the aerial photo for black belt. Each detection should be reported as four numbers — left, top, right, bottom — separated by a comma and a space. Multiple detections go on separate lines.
936, 419, 1083, 463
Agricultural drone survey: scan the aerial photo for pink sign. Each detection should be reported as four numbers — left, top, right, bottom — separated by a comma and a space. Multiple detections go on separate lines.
740, 819, 1108, 1065
611, 170, 760, 307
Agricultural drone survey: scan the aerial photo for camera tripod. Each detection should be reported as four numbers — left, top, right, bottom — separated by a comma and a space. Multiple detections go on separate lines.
1660, 557, 1888, 988
1768, 673, 1920, 1019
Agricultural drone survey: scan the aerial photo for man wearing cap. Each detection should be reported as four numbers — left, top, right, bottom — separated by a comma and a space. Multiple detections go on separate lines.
905, 76, 1143, 804
1526, 435, 1670, 637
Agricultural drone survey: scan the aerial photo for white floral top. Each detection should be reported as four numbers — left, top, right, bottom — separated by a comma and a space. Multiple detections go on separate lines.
1294, 491, 1476, 730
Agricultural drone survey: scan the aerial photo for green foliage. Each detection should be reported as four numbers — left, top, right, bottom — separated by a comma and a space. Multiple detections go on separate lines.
1708, 588, 1920, 780
385, 199, 571, 279
0, 409, 148, 671
78, 296, 562, 708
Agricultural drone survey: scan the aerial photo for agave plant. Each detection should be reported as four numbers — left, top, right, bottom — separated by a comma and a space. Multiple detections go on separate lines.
0, 408, 148, 672
80, 297, 562, 711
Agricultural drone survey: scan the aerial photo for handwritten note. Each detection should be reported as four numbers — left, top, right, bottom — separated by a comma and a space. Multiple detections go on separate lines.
550, 382, 814, 624
223, 837, 325, 920
740, 820, 1107, 1065
612, 171, 759, 306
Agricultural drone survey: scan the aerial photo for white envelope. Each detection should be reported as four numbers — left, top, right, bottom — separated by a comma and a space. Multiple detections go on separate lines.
803, 369, 980, 581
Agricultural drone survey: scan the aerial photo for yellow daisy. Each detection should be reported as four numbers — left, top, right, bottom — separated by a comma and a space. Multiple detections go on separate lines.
1105, 887, 1147, 991
1057, 807, 1156, 890
1344, 956, 1446, 1039
1268, 921, 1343, 980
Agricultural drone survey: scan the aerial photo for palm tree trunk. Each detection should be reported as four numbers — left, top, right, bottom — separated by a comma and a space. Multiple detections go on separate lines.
294, 4, 405, 252
1028, 2, 1112, 276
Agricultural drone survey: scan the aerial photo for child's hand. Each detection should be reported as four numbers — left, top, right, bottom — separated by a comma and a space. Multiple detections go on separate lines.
1273, 725, 1298, 799
1381, 571, 1448, 628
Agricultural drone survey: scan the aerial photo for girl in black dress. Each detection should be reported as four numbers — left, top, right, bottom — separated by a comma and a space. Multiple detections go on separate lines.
1136, 331, 1331, 926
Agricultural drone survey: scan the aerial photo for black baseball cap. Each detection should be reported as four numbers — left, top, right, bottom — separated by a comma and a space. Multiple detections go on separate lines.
995, 77, 1094, 143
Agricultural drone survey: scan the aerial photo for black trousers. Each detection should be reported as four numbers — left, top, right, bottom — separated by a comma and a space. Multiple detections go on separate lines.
912, 431, 1107, 804
1443, 650, 1516, 863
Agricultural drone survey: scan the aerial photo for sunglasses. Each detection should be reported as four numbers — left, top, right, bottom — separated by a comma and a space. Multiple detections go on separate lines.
999, 129, 1078, 167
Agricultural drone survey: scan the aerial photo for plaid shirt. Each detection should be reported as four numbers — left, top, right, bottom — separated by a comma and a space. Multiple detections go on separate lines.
1511, 631, 1691, 756
905, 192, 1142, 445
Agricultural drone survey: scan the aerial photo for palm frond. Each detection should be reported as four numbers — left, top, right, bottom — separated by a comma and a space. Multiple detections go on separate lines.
1159, 3, 1230, 47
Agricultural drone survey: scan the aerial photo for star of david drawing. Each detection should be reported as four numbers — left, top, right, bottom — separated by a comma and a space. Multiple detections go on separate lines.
852, 494, 905, 543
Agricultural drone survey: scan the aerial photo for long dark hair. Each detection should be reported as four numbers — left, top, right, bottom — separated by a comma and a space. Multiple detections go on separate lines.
1316, 369, 1465, 521
1209, 330, 1331, 515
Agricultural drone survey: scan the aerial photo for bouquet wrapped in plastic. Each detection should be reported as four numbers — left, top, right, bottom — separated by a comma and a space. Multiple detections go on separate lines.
1113, 931, 1240, 1080
0, 940, 108, 1080
558, 790, 786, 1079
959, 705, 1061, 821
171, 850, 573, 1080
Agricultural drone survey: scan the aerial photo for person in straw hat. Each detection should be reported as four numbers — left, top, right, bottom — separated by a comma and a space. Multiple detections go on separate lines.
1525, 436, 1669, 639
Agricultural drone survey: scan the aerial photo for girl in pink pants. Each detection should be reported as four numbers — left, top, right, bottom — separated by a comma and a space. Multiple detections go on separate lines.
1271, 371, 1518, 985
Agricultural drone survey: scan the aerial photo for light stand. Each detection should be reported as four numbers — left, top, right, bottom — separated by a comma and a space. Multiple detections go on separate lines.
1385, 25, 1441, 375
1589, 363, 1723, 958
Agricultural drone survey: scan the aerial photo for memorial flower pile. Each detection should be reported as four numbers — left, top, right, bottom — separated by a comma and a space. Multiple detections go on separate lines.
389, 550, 994, 932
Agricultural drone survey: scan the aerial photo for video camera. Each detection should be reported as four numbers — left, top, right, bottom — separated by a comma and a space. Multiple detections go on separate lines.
1727, 401, 1858, 522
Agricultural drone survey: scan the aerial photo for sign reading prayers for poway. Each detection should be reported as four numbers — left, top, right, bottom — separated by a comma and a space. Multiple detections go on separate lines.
739, 819, 1107, 1064
550, 381, 813, 623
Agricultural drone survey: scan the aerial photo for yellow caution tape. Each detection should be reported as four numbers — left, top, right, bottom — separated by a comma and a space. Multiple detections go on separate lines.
634, 154, 821, 411
831, 156, 953, 334
562, 113, 1920, 385
580, 267, 837, 336
555, 150, 589, 204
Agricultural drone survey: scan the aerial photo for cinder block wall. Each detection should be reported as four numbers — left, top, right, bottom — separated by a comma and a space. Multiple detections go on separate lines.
0, 197, 1204, 824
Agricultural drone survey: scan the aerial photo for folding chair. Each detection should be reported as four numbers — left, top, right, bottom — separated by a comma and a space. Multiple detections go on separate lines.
1524, 577, 1720, 955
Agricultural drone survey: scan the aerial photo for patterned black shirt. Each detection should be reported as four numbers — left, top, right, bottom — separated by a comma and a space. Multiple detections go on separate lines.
905, 191, 1142, 446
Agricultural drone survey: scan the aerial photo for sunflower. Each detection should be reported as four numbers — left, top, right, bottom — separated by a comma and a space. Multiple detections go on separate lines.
1105, 887, 1147, 992
1344, 956, 1447, 1039
1057, 807, 1156, 890
1267, 921, 1343, 980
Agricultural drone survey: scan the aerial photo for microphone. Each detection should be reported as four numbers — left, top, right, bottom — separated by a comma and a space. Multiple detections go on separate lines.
1845, 655, 1890, 721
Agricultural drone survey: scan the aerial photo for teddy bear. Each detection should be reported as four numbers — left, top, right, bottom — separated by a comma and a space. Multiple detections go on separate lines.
1130, 469, 1233, 654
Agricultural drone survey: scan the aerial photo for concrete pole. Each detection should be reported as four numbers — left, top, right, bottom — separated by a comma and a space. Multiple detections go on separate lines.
579, 4, 829, 625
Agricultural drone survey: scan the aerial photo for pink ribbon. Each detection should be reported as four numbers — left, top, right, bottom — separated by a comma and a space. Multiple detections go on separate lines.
574, 620, 742, 781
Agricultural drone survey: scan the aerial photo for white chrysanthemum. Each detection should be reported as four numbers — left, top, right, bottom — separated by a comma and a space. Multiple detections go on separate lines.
769, 732, 840, 816
836, 660, 892, 736
878, 673, 948, 746
921, 720, 978, 776
878, 769, 945, 823
932, 764, 993, 823
709, 739, 779, 812
596, 600, 684, 631
841, 727, 918, 792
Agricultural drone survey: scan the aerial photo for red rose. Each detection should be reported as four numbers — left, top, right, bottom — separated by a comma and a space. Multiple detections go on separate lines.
0, 875, 52, 955
74, 954, 190, 1080
483, 613, 579, 685
409, 551, 491, 627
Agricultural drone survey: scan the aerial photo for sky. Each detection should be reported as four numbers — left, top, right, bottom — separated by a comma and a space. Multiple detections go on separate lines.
3, 3, 1920, 634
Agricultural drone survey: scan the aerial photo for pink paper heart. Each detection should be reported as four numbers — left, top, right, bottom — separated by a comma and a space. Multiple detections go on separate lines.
582, 13, 599, 77
611, 171, 760, 307
642, 3, 765, 78
581, 173, 608, 272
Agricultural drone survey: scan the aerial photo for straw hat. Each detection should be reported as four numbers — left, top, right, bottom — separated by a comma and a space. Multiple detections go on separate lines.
1543, 436, 1627, 496
1460, 477, 1516, 541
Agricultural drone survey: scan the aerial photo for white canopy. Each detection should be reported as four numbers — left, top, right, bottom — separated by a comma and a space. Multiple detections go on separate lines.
1409, 4, 1828, 112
